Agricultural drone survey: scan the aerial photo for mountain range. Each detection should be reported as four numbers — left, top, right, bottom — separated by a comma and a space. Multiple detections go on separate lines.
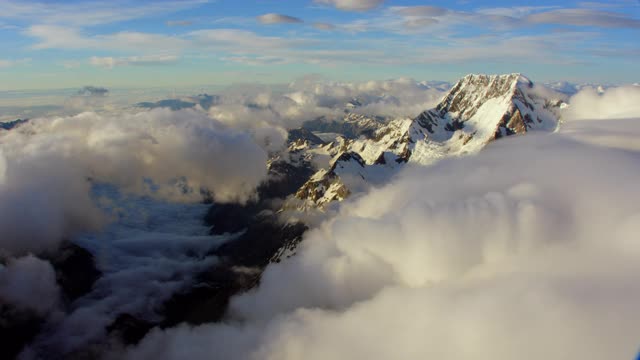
1, 73, 569, 358
280, 73, 563, 211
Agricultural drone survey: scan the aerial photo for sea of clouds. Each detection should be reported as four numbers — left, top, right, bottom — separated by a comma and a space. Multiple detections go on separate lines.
1, 78, 640, 359
124, 115, 640, 360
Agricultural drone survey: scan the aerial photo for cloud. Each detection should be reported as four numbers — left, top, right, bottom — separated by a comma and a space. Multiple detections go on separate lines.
25, 190, 229, 356
22, 8, 636, 69
403, 17, 439, 28
0, 148, 104, 255
359, 5, 640, 36
563, 86, 640, 120
166, 20, 193, 27
287, 77, 448, 118
64, 85, 111, 110
78, 86, 109, 96
124, 116, 640, 360
25, 25, 188, 52
209, 76, 448, 130
526, 9, 640, 28
0, 58, 31, 68
0, 255, 60, 315
1, 77, 447, 356
0, 107, 272, 256
190, 29, 307, 51
0, 0, 207, 27
392, 5, 450, 17
89, 55, 179, 69
312, 22, 336, 30
257, 13, 303, 25
314, 0, 385, 11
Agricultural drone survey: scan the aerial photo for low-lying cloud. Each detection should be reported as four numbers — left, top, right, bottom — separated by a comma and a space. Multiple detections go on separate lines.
0, 107, 269, 256
563, 85, 640, 120
0, 255, 60, 315
204, 77, 448, 149
125, 118, 640, 360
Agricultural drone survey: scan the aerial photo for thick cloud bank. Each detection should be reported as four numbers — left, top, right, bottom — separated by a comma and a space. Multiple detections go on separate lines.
24, 186, 230, 355
0, 255, 60, 315
126, 119, 640, 360
563, 85, 640, 120
0, 108, 268, 255
210, 77, 448, 134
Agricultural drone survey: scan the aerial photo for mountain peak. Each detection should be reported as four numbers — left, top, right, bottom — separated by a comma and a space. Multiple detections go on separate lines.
415, 73, 557, 144
290, 73, 562, 209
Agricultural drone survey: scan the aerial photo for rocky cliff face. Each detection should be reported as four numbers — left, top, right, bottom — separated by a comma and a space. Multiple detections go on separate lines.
291, 73, 564, 209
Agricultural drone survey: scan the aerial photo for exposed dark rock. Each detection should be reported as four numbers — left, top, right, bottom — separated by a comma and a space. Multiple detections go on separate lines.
164, 127, 314, 330
159, 217, 306, 329
0, 305, 44, 359
46, 242, 101, 303
302, 114, 385, 140
287, 128, 325, 146
213, 218, 307, 267
205, 156, 315, 235
205, 202, 261, 235
374, 152, 386, 165
331, 151, 365, 170
106, 313, 155, 345
259, 160, 316, 200
0, 119, 28, 131
136, 95, 220, 111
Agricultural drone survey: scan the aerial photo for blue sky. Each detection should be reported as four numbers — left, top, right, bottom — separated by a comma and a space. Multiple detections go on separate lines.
0, 0, 639, 90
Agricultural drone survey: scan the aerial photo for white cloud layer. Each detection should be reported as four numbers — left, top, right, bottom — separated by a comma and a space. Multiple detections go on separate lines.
25, 188, 229, 355
125, 117, 640, 360
563, 85, 640, 120
0, 108, 269, 255
207, 76, 448, 134
0, 255, 60, 315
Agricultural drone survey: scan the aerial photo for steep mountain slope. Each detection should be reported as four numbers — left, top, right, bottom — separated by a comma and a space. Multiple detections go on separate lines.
293, 73, 563, 209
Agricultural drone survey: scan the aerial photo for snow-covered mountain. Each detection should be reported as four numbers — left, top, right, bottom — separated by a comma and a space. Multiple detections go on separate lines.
289, 73, 563, 209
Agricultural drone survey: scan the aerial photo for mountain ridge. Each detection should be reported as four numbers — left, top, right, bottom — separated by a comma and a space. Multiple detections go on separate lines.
288, 73, 563, 209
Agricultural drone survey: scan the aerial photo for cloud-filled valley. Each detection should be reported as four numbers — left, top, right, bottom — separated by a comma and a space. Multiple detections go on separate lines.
127, 116, 640, 360
1, 0, 639, 358
1, 75, 640, 359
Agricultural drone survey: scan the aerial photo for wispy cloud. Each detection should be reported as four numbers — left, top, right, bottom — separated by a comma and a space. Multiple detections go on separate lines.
313, 22, 336, 31
26, 25, 188, 52
526, 9, 640, 28
257, 13, 303, 24
0, 0, 207, 27
383, 5, 640, 33
314, 0, 385, 12
90, 55, 179, 69
166, 20, 194, 27
17, 3, 640, 74
393, 5, 450, 17
0, 58, 31, 68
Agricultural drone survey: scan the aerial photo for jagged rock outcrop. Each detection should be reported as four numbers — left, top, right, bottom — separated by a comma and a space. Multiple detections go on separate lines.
293, 73, 563, 208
